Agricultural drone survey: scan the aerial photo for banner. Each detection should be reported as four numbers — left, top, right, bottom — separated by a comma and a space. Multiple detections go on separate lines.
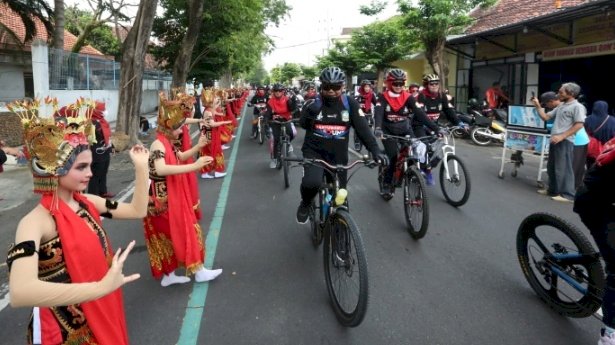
542, 40, 615, 61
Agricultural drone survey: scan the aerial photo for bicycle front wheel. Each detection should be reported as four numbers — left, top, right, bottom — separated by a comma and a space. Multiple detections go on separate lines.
517, 213, 604, 318
439, 154, 471, 207
282, 141, 290, 188
258, 122, 264, 145
403, 166, 429, 239
323, 209, 369, 327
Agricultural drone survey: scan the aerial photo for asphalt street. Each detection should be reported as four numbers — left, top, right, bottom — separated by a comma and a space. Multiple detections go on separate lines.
0, 103, 601, 345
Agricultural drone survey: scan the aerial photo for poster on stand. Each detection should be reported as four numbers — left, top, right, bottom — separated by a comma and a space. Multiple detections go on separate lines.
507, 105, 547, 132
505, 131, 549, 154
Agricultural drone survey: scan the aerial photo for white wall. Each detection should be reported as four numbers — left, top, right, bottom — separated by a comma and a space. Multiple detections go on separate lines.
0, 65, 25, 102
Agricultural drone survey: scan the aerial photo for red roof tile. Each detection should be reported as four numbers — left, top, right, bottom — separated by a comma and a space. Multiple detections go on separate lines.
466, 0, 591, 34
0, 3, 104, 56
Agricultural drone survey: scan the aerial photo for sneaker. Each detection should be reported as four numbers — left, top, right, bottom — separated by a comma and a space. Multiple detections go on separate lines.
424, 171, 435, 186
222, 144, 231, 150
296, 201, 310, 224
214, 171, 227, 178
250, 132, 257, 139
551, 195, 573, 203
288, 145, 293, 153
537, 189, 549, 195
269, 159, 277, 169
201, 173, 215, 179
598, 328, 615, 345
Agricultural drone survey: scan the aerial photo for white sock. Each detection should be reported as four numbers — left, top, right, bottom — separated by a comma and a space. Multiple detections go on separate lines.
160, 272, 191, 287
195, 267, 223, 282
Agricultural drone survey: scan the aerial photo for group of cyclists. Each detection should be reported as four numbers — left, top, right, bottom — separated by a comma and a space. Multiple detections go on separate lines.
247, 66, 466, 224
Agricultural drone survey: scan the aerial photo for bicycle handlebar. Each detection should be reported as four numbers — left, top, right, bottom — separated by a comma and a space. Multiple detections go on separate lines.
285, 156, 378, 170
269, 118, 299, 125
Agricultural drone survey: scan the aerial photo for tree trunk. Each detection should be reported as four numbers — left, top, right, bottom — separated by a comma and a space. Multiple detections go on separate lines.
171, 0, 205, 89
375, 67, 384, 93
53, 0, 64, 50
71, 23, 96, 53
426, 39, 449, 89
116, 0, 158, 144
219, 69, 232, 88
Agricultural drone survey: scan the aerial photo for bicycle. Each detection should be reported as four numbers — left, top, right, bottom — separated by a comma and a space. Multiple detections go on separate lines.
286, 155, 378, 327
517, 212, 605, 318
423, 126, 471, 207
379, 133, 430, 239
269, 118, 297, 188
254, 104, 268, 145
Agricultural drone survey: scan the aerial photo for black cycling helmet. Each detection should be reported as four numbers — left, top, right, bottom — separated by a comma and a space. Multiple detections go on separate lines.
272, 83, 285, 91
319, 67, 346, 85
409, 82, 420, 88
386, 69, 407, 82
360, 79, 372, 86
256, 85, 265, 90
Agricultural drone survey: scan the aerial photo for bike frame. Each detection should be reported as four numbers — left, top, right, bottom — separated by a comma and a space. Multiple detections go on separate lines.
546, 252, 601, 295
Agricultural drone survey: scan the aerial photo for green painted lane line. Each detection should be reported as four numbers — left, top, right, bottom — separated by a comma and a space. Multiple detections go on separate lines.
178, 103, 248, 345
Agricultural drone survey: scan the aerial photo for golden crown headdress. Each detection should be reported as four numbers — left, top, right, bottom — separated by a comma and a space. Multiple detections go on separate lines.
201, 88, 216, 108
8, 97, 96, 193
158, 91, 188, 134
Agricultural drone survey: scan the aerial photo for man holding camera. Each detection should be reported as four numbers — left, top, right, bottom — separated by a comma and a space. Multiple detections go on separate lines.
531, 83, 586, 202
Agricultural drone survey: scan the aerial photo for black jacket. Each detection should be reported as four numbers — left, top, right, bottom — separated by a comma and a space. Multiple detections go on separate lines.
300, 95, 379, 162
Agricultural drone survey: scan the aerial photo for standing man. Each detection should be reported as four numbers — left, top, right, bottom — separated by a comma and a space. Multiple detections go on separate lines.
531, 82, 586, 202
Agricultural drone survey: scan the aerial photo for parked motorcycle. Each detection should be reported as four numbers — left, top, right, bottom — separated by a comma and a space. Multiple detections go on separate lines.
466, 98, 506, 146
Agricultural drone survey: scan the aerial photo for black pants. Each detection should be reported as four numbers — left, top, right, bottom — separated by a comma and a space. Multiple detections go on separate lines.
576, 191, 615, 327
573, 144, 587, 190
382, 124, 414, 186
300, 150, 346, 204
271, 122, 294, 159
88, 159, 110, 196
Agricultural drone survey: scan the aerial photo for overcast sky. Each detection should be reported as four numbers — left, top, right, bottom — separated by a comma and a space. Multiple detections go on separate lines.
64, 0, 399, 71
264, 0, 398, 71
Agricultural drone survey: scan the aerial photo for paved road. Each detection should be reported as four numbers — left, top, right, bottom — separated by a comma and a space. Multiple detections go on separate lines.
0, 104, 601, 345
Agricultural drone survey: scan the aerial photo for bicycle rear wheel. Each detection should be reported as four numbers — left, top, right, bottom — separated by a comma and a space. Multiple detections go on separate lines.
403, 166, 429, 239
517, 213, 604, 318
282, 141, 290, 188
323, 209, 369, 327
439, 154, 471, 207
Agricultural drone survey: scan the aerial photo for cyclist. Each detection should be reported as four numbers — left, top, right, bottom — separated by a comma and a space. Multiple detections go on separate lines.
408, 82, 420, 98
265, 83, 297, 168
249, 85, 268, 139
296, 67, 388, 224
573, 142, 615, 345
414, 74, 465, 185
353, 80, 377, 150
303, 82, 318, 101
414, 73, 463, 134
374, 68, 440, 194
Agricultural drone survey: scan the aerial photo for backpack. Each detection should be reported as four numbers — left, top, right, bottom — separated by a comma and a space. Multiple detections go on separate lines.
587, 116, 610, 159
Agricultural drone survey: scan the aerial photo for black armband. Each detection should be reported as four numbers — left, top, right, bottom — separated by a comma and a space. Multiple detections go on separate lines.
101, 199, 119, 218
7, 241, 38, 271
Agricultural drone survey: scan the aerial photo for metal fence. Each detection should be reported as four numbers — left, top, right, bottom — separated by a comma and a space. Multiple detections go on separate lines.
48, 48, 172, 90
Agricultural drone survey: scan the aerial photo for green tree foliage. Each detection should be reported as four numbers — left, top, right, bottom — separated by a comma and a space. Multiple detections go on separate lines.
152, 0, 290, 85
316, 41, 364, 90
350, 18, 416, 91
245, 61, 269, 86
64, 5, 123, 58
396, 0, 496, 87
269, 66, 282, 83
299, 64, 318, 81
280, 62, 301, 85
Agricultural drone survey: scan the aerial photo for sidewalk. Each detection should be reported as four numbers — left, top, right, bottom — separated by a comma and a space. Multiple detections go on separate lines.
0, 111, 159, 213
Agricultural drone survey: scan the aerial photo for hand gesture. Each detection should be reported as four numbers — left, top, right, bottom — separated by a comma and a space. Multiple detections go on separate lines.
194, 155, 214, 169
197, 134, 209, 148
129, 144, 149, 168
99, 241, 140, 294
530, 96, 540, 107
